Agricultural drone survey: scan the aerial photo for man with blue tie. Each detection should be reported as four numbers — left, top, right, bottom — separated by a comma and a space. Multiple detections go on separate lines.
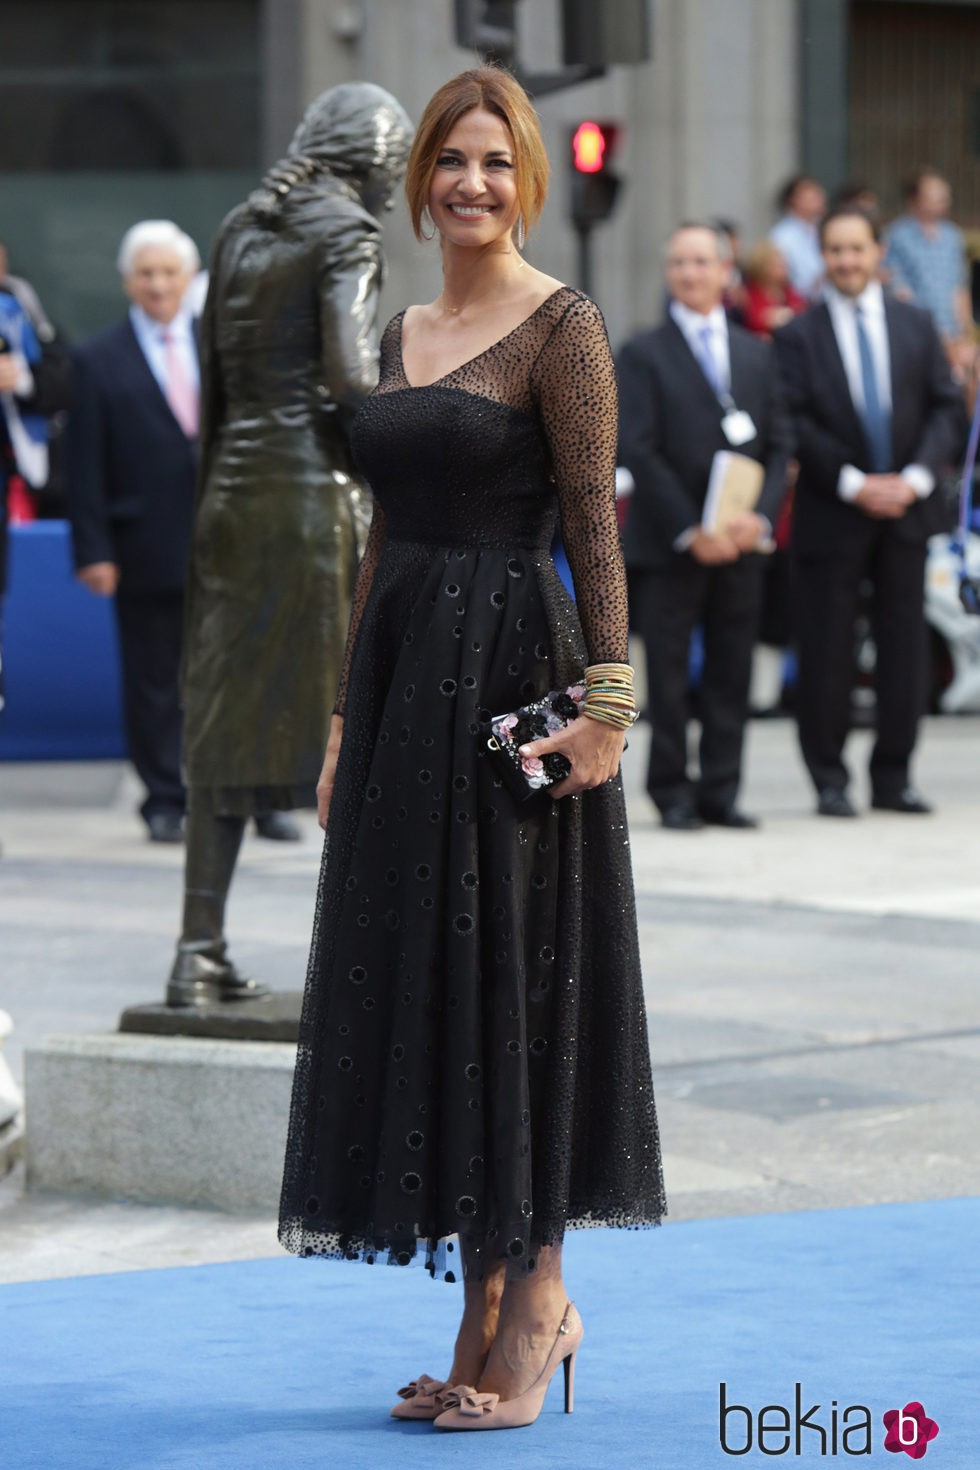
618, 222, 791, 829
774, 206, 962, 818
67, 221, 201, 843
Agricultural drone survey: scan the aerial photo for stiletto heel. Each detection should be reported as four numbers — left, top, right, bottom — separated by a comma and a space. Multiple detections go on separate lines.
433, 1302, 583, 1432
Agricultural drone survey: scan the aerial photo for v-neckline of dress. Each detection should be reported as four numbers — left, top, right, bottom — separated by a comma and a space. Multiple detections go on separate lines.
397, 286, 570, 390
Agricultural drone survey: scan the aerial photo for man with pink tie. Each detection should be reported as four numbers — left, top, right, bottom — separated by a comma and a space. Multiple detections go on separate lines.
67, 221, 201, 842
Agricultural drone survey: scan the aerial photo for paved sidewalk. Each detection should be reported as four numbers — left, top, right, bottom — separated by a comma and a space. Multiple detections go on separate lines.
1, 715, 978, 1283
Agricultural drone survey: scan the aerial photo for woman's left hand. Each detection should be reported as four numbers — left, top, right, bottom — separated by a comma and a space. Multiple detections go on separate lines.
519, 715, 626, 799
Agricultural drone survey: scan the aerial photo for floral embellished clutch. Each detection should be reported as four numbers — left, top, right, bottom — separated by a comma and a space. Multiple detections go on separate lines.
483, 684, 585, 801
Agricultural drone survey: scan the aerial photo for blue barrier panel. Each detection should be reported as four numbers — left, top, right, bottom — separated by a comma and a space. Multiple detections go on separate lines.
0, 521, 126, 760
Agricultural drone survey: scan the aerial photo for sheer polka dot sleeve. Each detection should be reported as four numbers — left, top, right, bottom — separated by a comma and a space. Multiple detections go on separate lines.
532, 294, 628, 665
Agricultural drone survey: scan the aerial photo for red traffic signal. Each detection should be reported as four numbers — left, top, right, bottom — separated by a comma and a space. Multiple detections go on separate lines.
571, 121, 620, 174
572, 121, 607, 174
568, 121, 622, 229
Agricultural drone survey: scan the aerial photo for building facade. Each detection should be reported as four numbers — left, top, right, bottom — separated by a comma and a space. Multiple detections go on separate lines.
1, 0, 977, 348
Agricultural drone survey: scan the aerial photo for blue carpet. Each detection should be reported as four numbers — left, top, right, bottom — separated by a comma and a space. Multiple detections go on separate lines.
5, 1199, 977, 1469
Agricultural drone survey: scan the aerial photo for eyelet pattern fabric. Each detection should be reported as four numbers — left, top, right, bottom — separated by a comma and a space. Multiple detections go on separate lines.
279, 287, 665, 1280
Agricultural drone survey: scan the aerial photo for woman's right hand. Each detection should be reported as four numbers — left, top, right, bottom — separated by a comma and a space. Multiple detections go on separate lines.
317, 713, 345, 830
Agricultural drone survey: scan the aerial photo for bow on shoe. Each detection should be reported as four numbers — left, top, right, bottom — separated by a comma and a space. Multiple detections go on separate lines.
439, 1385, 500, 1418
396, 1375, 447, 1408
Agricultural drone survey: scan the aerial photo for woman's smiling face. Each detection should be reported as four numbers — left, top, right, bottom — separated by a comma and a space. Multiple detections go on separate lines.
428, 107, 521, 247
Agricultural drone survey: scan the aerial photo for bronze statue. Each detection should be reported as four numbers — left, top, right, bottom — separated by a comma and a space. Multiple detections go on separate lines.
167, 82, 413, 1007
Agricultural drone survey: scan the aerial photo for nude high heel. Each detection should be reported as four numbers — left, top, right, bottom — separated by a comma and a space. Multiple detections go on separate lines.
432, 1303, 583, 1431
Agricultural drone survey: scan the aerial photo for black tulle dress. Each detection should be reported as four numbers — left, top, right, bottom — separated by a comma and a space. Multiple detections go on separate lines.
279, 286, 665, 1280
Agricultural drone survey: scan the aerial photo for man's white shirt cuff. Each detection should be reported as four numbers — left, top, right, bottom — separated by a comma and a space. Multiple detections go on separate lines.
837, 465, 866, 501
901, 464, 935, 499
837, 463, 934, 502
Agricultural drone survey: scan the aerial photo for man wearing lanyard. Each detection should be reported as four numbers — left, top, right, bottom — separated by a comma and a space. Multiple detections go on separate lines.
67, 221, 201, 843
618, 222, 792, 830
774, 205, 962, 818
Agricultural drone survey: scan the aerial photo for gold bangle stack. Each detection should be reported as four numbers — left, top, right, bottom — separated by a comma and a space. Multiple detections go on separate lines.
580, 662, 639, 731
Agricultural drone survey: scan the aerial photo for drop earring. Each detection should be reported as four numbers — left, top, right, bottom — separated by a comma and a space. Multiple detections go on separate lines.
514, 215, 526, 251
420, 207, 437, 242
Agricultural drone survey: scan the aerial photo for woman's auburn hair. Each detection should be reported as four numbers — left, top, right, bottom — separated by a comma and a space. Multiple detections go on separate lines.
743, 236, 786, 285
405, 66, 550, 242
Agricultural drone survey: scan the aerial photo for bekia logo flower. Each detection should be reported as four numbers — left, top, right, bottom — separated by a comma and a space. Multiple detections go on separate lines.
883, 1402, 939, 1459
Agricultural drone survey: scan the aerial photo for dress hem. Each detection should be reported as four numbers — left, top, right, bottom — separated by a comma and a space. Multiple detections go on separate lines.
279, 1203, 666, 1281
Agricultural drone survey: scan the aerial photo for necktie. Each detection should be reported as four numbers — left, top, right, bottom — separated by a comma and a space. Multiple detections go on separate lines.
694, 321, 722, 396
161, 328, 199, 438
854, 303, 890, 473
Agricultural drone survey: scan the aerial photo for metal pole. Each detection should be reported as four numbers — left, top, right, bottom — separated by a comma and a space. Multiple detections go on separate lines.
575, 225, 593, 297
799, 0, 848, 191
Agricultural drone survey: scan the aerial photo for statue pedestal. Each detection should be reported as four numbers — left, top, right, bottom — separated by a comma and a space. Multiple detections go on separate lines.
25, 1033, 296, 1211
119, 990, 303, 1042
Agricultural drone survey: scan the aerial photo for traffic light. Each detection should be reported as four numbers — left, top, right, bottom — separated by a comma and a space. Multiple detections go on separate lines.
569, 121, 621, 229
562, 0, 652, 66
454, 0, 517, 63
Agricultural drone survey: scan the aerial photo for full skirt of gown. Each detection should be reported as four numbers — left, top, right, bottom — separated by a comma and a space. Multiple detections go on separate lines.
279, 288, 665, 1278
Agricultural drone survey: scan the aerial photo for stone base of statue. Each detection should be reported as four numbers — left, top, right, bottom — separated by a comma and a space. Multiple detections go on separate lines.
119, 990, 302, 1043
24, 1029, 297, 1211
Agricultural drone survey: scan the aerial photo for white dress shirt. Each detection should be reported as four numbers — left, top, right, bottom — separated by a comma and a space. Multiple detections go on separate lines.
129, 304, 200, 399
824, 280, 933, 502
670, 300, 731, 398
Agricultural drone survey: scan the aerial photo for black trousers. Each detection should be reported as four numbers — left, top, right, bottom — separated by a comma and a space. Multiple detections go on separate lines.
793, 535, 928, 798
631, 557, 765, 813
114, 589, 186, 822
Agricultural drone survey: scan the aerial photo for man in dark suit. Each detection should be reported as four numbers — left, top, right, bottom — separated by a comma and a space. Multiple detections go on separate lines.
618, 222, 791, 829
66, 221, 201, 842
774, 205, 962, 817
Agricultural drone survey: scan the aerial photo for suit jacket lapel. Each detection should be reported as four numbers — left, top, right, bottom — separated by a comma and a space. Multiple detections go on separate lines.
728, 327, 752, 408
883, 295, 912, 440
122, 318, 191, 440
811, 302, 865, 452
664, 315, 725, 418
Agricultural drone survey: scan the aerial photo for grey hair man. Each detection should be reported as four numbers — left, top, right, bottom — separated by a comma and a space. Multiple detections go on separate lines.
66, 219, 203, 842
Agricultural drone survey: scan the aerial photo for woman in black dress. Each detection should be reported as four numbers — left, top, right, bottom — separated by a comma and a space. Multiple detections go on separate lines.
280, 65, 665, 1432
